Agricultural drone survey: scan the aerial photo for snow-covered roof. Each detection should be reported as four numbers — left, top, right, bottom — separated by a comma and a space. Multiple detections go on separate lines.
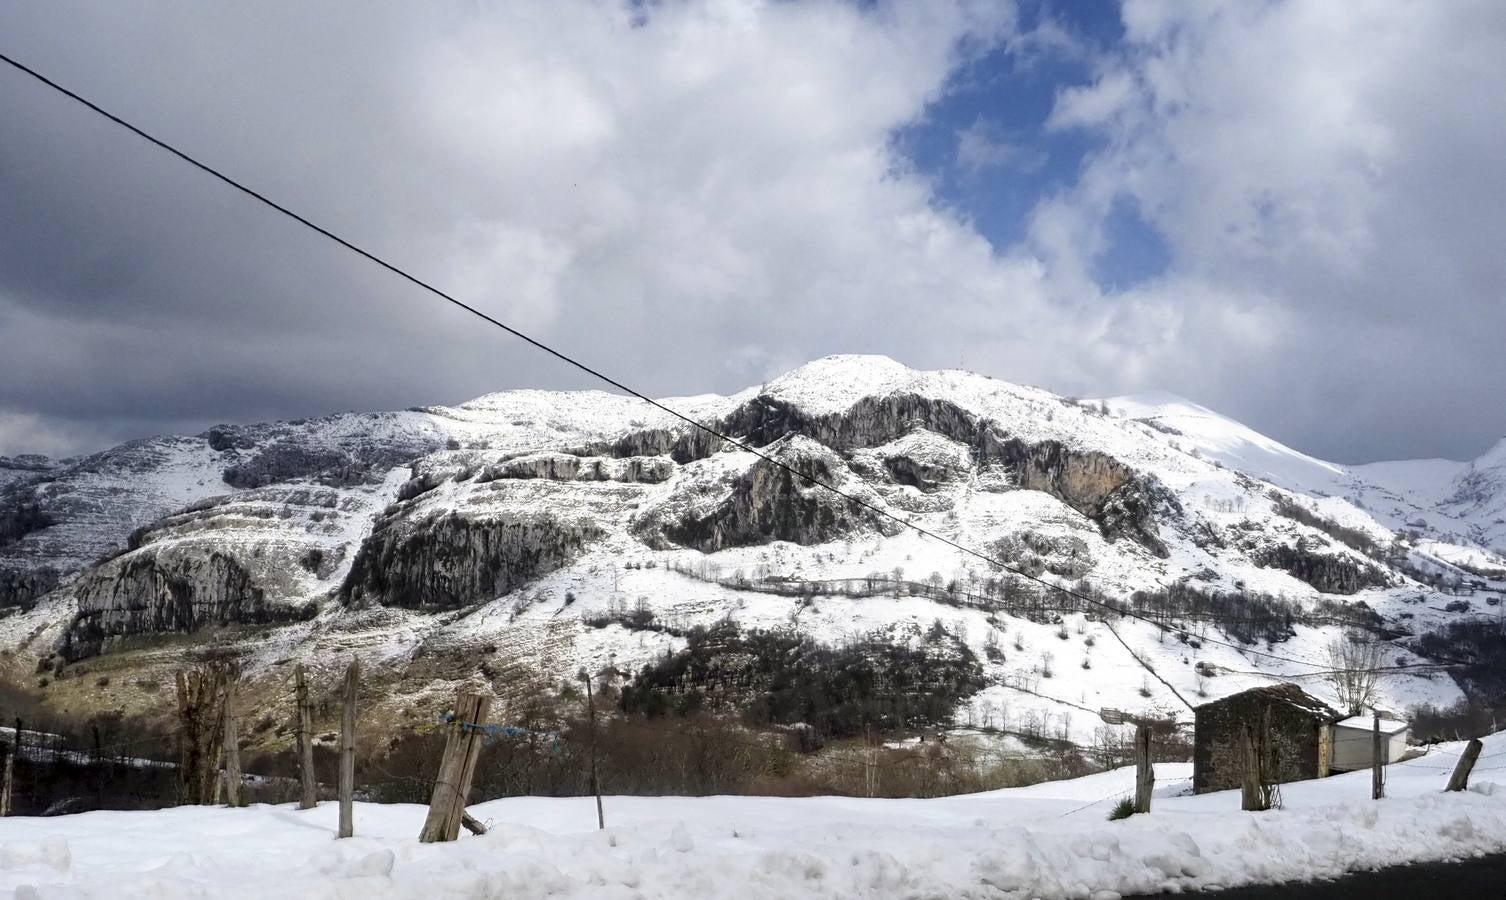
1195, 683, 1341, 721
1334, 716, 1409, 734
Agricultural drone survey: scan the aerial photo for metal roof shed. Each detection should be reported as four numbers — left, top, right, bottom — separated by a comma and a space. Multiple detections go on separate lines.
1331, 715, 1410, 772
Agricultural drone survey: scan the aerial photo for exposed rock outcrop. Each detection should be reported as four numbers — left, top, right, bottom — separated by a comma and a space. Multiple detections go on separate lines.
341, 510, 602, 610
222, 443, 397, 488
721, 393, 978, 453
581, 429, 721, 465
477, 452, 674, 485
1097, 480, 1175, 557
977, 435, 1170, 556
1253, 543, 1388, 595
0, 566, 59, 610
64, 550, 306, 659
649, 440, 892, 553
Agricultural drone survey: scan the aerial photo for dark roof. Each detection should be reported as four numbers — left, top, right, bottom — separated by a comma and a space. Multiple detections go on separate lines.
1194, 683, 1341, 722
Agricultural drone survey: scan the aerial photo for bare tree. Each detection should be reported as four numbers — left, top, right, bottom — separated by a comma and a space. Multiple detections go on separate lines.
1324, 632, 1386, 715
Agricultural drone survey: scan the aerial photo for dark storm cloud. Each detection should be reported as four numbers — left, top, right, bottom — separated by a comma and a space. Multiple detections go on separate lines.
0, 1, 1502, 465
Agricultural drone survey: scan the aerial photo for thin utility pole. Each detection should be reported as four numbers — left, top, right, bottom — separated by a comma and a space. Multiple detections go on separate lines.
1372, 713, 1385, 800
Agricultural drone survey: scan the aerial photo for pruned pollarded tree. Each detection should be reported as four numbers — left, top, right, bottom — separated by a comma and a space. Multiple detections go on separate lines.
1323, 631, 1386, 715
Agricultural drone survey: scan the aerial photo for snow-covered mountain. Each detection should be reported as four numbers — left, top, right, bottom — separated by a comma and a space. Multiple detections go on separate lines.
1106, 392, 1506, 575
1, 356, 1500, 743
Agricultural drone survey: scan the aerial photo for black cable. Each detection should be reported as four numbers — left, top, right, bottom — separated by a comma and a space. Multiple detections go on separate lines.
0, 48, 1486, 685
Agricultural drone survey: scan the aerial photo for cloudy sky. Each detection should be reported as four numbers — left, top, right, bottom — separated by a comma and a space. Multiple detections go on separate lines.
1, 1, 1502, 464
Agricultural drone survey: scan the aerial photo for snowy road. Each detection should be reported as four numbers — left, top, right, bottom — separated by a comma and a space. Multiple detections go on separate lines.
1130, 852, 1506, 898
2, 736, 1505, 898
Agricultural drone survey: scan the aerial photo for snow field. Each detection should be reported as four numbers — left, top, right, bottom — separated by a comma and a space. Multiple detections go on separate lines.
4, 736, 1506, 899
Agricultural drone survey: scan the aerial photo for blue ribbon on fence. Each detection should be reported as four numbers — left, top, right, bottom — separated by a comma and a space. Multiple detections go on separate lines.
437, 712, 560, 750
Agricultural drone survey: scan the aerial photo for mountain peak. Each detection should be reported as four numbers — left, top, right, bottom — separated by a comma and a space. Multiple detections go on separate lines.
760, 355, 921, 413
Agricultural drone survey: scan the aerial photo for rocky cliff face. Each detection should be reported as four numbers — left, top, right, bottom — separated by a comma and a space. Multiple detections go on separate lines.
608, 391, 1168, 554
719, 393, 978, 453
0, 566, 58, 611
976, 435, 1170, 556
342, 509, 603, 610
477, 452, 675, 485
647, 439, 893, 553
64, 548, 307, 659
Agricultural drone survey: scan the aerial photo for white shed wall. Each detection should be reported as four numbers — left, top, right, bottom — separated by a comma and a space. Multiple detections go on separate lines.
1331, 724, 1410, 771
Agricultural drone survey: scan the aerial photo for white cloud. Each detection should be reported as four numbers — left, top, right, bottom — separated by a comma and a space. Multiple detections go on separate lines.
0, 0, 1502, 463
1030, 0, 1506, 461
955, 118, 1045, 174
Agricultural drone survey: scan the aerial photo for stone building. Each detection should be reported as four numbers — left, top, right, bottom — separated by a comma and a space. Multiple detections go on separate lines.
1193, 683, 1341, 794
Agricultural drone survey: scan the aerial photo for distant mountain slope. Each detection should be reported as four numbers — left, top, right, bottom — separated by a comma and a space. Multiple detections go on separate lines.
1107, 392, 1506, 562
1, 356, 1498, 745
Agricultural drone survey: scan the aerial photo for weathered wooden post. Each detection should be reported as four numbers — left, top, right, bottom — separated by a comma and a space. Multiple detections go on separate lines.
177, 665, 230, 805
1099, 707, 1168, 816
580, 668, 605, 830
0, 747, 12, 816
1371, 713, 1385, 800
295, 664, 317, 810
2, 718, 16, 816
1239, 723, 1261, 811
338, 658, 359, 838
223, 681, 242, 808
1240, 706, 1275, 812
1445, 738, 1484, 792
1134, 723, 1154, 814
419, 691, 492, 842
176, 669, 196, 803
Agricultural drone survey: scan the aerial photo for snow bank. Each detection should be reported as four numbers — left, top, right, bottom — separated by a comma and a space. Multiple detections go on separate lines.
5, 737, 1506, 898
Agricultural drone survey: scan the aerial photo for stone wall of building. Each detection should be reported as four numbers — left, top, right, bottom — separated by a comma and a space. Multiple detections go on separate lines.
1193, 686, 1335, 794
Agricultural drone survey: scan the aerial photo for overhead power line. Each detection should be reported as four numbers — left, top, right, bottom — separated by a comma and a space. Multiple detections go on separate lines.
0, 49, 1484, 687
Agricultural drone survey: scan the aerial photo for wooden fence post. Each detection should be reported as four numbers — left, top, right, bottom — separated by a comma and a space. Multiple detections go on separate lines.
419, 691, 491, 842
295, 664, 317, 810
223, 681, 242, 808
177, 665, 230, 805
1134, 723, 1153, 814
1446, 738, 1484, 792
1239, 723, 1260, 811
581, 669, 605, 830
338, 658, 360, 838
1240, 707, 1275, 811
1, 747, 12, 817
1371, 713, 1385, 800
3, 718, 16, 816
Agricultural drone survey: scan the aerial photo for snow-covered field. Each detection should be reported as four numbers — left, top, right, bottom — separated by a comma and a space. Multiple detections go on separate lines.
5, 736, 1505, 899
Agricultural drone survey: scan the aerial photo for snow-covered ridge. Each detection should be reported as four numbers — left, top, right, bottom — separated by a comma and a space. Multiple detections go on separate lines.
1107, 391, 1506, 558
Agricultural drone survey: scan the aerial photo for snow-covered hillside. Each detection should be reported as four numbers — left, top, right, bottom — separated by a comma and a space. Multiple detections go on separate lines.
4, 735, 1505, 898
1, 356, 1501, 743
1107, 392, 1506, 565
